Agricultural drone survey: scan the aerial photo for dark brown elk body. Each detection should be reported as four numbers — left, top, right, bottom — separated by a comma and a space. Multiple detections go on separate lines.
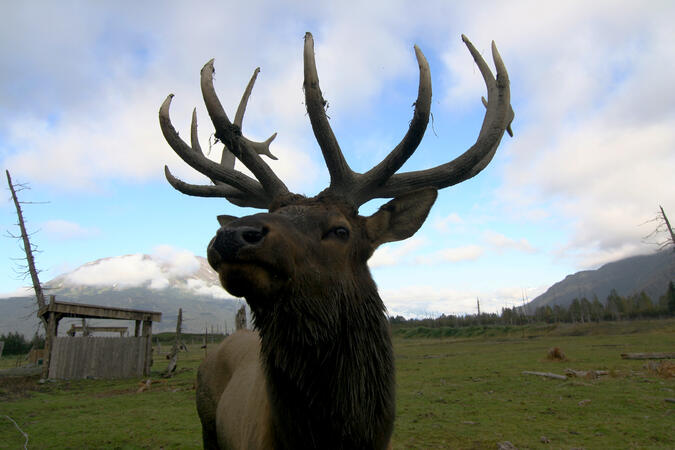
160, 32, 512, 449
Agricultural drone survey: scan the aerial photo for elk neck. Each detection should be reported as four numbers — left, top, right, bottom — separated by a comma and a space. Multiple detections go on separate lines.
249, 265, 395, 449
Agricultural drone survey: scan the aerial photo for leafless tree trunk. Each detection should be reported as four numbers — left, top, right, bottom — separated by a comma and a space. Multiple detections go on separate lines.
660, 206, 675, 252
6, 171, 46, 310
6, 171, 48, 338
643, 205, 675, 252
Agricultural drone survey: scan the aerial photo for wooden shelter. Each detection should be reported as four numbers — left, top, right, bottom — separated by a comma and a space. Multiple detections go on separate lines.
66, 324, 129, 337
38, 296, 161, 379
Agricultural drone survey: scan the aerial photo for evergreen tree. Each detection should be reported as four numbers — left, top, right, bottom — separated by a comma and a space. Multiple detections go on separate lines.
569, 298, 582, 323
633, 291, 654, 318
590, 296, 604, 322
605, 289, 623, 320
667, 281, 675, 316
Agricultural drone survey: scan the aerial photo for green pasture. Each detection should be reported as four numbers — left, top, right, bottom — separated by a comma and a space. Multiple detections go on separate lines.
1, 319, 673, 449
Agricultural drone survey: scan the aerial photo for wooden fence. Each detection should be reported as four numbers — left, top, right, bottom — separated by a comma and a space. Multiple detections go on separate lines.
49, 337, 148, 379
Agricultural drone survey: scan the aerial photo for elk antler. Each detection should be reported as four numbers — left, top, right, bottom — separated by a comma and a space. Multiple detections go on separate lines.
161, 33, 513, 210
303, 33, 513, 206
365, 35, 514, 201
160, 63, 288, 208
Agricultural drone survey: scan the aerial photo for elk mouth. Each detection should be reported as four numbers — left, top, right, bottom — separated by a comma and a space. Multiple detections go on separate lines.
207, 235, 291, 299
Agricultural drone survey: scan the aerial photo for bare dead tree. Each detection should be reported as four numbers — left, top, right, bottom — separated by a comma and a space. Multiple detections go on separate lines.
5, 170, 48, 332
643, 205, 675, 253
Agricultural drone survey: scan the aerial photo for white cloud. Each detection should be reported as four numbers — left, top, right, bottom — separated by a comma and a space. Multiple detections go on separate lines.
416, 244, 484, 264
369, 237, 426, 268
65, 254, 164, 288
148, 277, 169, 290
0, 286, 34, 299
151, 245, 201, 277
61, 246, 204, 289
42, 220, 100, 240
432, 213, 464, 233
483, 230, 536, 254
50, 245, 235, 298
437, 1, 675, 268
185, 278, 231, 299
382, 283, 546, 317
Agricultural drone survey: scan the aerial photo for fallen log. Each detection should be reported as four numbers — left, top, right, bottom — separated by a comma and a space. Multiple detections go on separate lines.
621, 352, 675, 360
565, 368, 609, 378
522, 371, 567, 380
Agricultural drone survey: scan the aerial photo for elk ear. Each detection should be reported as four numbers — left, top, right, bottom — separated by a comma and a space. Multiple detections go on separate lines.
365, 188, 437, 247
217, 215, 238, 227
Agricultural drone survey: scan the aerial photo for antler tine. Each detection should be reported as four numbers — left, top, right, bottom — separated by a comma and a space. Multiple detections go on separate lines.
190, 109, 203, 155
159, 94, 267, 199
355, 44, 432, 204
303, 32, 355, 192
189, 107, 232, 184
361, 36, 513, 201
200, 60, 288, 200
218, 67, 276, 176
190, 107, 240, 186
482, 97, 513, 137
233, 67, 278, 160
164, 166, 269, 208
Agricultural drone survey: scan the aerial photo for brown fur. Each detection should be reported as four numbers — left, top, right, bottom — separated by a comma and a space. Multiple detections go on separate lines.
197, 190, 437, 449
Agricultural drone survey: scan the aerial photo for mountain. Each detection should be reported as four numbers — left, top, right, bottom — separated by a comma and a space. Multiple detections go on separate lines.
527, 251, 675, 311
0, 253, 246, 338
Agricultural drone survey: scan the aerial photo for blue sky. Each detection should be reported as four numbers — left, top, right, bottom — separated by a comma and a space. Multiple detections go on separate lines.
1, 1, 673, 317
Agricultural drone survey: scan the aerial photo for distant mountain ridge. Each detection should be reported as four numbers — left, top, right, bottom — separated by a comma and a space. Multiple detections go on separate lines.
0, 253, 245, 338
527, 251, 675, 311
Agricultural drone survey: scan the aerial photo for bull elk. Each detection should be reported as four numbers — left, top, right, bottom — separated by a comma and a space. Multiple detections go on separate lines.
159, 32, 512, 449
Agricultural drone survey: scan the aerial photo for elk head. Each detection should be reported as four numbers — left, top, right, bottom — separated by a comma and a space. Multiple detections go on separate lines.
160, 33, 512, 313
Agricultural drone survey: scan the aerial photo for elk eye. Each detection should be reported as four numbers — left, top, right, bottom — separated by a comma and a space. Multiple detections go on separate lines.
325, 226, 349, 240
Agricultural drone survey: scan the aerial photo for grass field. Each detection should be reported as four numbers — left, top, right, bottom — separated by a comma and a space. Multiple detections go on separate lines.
1, 319, 673, 449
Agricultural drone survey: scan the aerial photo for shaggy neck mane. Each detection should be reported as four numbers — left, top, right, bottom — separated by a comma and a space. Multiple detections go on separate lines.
250, 270, 395, 449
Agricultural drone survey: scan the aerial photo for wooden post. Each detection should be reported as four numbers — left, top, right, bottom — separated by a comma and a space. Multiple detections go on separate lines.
163, 308, 183, 377
204, 325, 208, 358
134, 320, 141, 337
142, 318, 152, 376
235, 305, 247, 331
43, 315, 55, 378
41, 295, 60, 378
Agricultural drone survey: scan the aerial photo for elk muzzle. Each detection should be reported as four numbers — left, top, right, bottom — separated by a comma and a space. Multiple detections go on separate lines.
207, 219, 294, 300
208, 225, 269, 269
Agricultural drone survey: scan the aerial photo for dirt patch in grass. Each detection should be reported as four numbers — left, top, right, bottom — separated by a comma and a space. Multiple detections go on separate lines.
0, 374, 43, 401
645, 361, 675, 379
546, 346, 567, 361
93, 387, 137, 398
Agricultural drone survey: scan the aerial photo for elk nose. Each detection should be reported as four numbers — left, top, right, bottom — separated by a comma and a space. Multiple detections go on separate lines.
208, 225, 268, 266
241, 227, 266, 245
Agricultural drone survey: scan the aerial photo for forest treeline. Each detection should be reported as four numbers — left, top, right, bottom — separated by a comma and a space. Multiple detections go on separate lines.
390, 281, 675, 328
0, 331, 45, 356
2, 283, 673, 352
